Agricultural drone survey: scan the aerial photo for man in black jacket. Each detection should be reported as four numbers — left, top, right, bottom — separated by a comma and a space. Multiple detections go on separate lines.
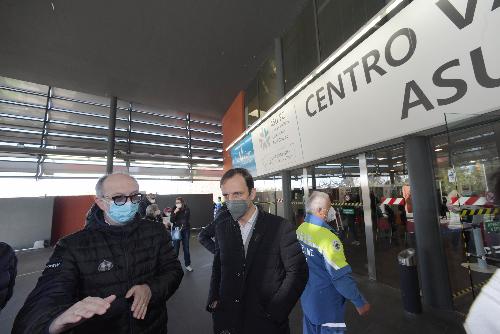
13, 173, 183, 334
207, 168, 308, 334
0, 242, 17, 312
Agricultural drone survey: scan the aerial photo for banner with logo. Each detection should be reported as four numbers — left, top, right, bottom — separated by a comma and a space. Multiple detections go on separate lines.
251, 103, 304, 175
230, 134, 257, 176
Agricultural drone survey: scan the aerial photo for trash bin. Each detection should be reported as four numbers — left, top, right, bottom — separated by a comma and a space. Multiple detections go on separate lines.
398, 248, 422, 314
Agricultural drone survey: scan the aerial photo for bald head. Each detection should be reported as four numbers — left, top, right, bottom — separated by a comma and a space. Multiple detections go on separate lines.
95, 173, 139, 199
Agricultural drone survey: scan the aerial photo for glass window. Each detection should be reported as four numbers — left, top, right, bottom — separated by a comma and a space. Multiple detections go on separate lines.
245, 78, 259, 127
258, 55, 280, 116
432, 117, 500, 313
283, 0, 319, 93
317, 0, 386, 61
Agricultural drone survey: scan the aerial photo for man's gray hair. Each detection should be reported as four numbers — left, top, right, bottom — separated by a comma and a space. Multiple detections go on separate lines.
305, 191, 331, 214
95, 172, 137, 198
146, 204, 160, 218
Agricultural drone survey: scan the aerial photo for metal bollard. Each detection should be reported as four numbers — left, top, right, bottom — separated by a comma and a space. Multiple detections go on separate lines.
398, 248, 422, 314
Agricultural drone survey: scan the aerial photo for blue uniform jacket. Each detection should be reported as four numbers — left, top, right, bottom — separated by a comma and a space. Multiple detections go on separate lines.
297, 214, 366, 327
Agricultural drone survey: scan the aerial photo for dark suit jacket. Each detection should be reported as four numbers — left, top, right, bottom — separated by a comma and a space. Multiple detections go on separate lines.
208, 207, 308, 334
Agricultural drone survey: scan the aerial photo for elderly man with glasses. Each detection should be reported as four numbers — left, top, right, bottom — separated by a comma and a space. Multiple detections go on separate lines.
13, 172, 184, 334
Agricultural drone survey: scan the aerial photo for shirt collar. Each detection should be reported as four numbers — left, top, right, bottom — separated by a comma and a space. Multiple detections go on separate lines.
239, 204, 258, 227
305, 213, 332, 230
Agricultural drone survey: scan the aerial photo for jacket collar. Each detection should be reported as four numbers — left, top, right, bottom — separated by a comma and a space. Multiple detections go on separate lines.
305, 213, 332, 231
85, 203, 141, 236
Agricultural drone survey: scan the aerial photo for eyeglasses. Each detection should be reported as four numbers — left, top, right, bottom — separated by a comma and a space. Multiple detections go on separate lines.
104, 193, 142, 206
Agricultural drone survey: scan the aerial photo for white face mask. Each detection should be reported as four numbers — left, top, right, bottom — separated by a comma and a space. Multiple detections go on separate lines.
176, 203, 182, 209
327, 207, 336, 222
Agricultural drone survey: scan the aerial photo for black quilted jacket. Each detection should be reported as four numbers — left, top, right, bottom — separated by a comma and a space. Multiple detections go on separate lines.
0, 242, 17, 310
12, 204, 183, 334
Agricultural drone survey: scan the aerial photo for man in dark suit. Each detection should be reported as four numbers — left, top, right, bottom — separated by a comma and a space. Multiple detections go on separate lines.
206, 168, 308, 334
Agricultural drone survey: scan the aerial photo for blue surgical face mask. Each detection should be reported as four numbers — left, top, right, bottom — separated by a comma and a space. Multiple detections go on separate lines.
107, 201, 139, 224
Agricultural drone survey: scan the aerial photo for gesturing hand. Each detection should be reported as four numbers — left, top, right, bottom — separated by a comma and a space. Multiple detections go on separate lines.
356, 303, 371, 316
126, 284, 152, 320
49, 295, 116, 334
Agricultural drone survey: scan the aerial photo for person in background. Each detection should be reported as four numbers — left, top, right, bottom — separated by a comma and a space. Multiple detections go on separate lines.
342, 194, 360, 246
12, 173, 183, 334
145, 204, 163, 224
138, 193, 156, 217
213, 196, 223, 218
439, 196, 449, 219
162, 207, 173, 229
207, 168, 308, 334
326, 207, 345, 241
170, 197, 193, 272
298, 191, 370, 334
0, 241, 17, 313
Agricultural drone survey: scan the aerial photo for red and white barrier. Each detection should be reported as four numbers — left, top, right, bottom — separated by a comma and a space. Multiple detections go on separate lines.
381, 198, 405, 205
450, 197, 489, 206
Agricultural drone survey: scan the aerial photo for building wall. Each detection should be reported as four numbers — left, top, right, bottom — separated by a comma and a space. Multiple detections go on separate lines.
51, 195, 95, 244
0, 197, 54, 249
222, 91, 245, 171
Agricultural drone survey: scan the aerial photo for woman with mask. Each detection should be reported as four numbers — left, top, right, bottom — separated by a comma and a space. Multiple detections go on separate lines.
170, 197, 192, 272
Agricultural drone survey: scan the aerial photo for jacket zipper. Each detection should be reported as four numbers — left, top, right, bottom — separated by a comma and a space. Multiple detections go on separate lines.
122, 230, 133, 334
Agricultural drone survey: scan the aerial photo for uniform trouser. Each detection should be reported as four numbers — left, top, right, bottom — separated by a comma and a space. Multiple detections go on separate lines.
303, 314, 346, 334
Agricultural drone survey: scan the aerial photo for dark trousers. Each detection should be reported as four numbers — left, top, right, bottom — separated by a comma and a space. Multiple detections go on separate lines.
345, 216, 358, 241
173, 228, 191, 266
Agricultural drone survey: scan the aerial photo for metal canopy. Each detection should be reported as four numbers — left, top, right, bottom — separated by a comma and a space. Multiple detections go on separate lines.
0, 76, 223, 179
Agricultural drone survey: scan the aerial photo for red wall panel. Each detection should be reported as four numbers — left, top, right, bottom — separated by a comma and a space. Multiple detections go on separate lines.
222, 91, 245, 171
51, 195, 96, 244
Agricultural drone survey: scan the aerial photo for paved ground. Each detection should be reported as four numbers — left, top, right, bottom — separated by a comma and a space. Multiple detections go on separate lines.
1, 233, 467, 333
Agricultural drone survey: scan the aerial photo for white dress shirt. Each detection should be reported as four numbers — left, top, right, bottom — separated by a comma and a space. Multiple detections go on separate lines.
239, 205, 258, 256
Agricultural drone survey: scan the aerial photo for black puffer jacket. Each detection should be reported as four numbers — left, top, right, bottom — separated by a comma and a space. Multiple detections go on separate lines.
170, 206, 191, 229
13, 204, 183, 334
0, 242, 17, 310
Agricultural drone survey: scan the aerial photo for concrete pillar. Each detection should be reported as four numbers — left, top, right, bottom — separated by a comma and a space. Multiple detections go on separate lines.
405, 136, 453, 310
494, 122, 500, 158
282, 170, 293, 222
359, 153, 377, 281
303, 167, 310, 202
106, 96, 118, 174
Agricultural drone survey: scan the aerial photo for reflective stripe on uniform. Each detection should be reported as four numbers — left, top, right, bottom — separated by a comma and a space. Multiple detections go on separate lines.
297, 222, 348, 270
321, 323, 347, 328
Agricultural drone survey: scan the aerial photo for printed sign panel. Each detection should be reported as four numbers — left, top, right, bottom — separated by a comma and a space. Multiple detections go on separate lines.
294, 0, 500, 163
251, 103, 304, 176
230, 134, 257, 176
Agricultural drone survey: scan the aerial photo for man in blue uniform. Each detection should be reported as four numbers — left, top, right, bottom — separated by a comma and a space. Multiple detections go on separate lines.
297, 191, 370, 333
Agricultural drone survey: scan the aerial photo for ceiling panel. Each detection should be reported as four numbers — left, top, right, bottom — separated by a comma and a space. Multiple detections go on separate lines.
0, 0, 309, 119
